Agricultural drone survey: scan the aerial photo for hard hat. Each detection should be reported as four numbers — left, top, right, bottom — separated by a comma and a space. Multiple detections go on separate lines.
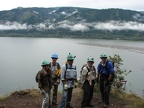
87, 56, 94, 62
41, 60, 49, 66
67, 53, 75, 60
100, 53, 107, 58
51, 53, 58, 59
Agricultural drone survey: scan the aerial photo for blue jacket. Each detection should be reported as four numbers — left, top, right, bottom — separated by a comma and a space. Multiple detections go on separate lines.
97, 60, 114, 75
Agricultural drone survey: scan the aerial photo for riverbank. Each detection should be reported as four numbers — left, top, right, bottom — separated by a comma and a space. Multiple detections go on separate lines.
0, 87, 144, 108
78, 42, 144, 54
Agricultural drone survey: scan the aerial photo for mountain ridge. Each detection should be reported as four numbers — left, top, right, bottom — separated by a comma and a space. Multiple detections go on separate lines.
0, 7, 144, 40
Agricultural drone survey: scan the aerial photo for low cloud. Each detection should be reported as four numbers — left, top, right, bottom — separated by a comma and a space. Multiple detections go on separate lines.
94, 21, 144, 31
0, 21, 29, 30
58, 23, 89, 31
0, 20, 144, 32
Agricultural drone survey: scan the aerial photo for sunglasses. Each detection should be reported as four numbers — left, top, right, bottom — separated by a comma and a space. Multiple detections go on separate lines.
101, 57, 107, 59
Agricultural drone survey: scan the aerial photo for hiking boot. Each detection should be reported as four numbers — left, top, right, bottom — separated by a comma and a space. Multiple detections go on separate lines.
66, 106, 74, 108
103, 104, 108, 108
98, 101, 102, 103
81, 106, 87, 108
66, 104, 74, 108
52, 102, 58, 106
87, 104, 94, 107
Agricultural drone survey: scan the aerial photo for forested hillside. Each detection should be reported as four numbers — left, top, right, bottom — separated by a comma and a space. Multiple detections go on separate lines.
0, 7, 144, 40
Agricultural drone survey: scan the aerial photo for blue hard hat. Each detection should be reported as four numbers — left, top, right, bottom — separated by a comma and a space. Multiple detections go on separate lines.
51, 53, 58, 59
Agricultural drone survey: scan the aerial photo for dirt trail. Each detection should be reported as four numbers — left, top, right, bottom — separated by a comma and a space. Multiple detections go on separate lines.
0, 88, 129, 108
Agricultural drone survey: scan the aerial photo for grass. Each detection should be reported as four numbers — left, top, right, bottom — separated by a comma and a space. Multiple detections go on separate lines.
94, 84, 144, 108
0, 95, 6, 101
1, 87, 144, 108
111, 89, 144, 108
0, 89, 40, 100
10, 89, 41, 97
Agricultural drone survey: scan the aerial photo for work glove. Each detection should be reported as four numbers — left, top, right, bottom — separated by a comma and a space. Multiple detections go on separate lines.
75, 82, 78, 88
51, 86, 54, 90
88, 71, 93, 75
40, 89, 46, 96
64, 84, 68, 91
55, 79, 60, 85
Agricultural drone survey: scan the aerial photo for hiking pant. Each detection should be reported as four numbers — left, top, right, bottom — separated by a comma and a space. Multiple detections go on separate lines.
59, 87, 73, 108
42, 91, 50, 108
52, 84, 58, 104
81, 80, 95, 107
100, 77, 111, 105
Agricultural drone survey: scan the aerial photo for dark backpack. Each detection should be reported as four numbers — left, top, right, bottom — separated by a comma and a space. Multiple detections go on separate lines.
35, 71, 40, 83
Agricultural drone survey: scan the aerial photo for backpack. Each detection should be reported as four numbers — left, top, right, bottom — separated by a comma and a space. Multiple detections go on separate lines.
64, 63, 76, 80
35, 71, 40, 83
80, 64, 96, 83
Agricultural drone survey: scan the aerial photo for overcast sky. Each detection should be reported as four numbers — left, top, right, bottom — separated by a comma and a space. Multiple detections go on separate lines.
1, 0, 144, 11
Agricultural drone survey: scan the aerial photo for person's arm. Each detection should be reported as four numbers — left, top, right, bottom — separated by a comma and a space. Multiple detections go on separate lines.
47, 68, 53, 89
82, 66, 88, 76
60, 64, 66, 85
74, 65, 77, 81
56, 63, 61, 84
96, 64, 101, 83
108, 62, 114, 81
37, 71, 43, 90
80, 66, 88, 84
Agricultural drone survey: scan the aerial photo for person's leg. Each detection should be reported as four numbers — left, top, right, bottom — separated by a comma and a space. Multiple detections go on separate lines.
104, 83, 111, 105
42, 92, 49, 108
87, 82, 94, 106
52, 84, 58, 105
100, 79, 105, 102
66, 88, 73, 107
81, 81, 91, 107
60, 90, 67, 108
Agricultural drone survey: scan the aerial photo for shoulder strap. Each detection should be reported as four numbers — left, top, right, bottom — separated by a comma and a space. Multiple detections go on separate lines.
64, 63, 68, 79
105, 60, 110, 73
86, 66, 90, 72
49, 62, 51, 68
57, 62, 60, 69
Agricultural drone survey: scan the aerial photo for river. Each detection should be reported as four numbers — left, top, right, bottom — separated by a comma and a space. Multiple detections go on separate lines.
0, 37, 144, 97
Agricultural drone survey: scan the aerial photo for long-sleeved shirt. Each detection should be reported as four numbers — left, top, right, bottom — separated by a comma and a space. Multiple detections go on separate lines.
97, 60, 114, 75
81, 64, 96, 85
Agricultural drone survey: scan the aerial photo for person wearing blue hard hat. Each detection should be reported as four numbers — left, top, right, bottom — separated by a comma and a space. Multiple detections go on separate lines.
49, 53, 61, 106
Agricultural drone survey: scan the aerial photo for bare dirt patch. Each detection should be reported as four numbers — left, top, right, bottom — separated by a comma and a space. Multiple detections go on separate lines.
0, 88, 130, 108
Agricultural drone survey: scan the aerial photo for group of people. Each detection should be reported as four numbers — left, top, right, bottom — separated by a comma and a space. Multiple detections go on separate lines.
37, 53, 114, 108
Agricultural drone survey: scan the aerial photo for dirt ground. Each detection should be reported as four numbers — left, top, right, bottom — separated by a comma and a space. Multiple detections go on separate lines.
0, 88, 129, 108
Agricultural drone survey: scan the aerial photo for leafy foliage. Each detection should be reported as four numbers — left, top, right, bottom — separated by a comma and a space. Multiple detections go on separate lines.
109, 54, 132, 89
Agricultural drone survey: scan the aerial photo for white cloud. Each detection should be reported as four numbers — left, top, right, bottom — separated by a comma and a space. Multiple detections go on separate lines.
71, 24, 89, 31
57, 21, 89, 31
1, 21, 144, 32
61, 11, 66, 15
0, 21, 29, 30
94, 21, 144, 31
